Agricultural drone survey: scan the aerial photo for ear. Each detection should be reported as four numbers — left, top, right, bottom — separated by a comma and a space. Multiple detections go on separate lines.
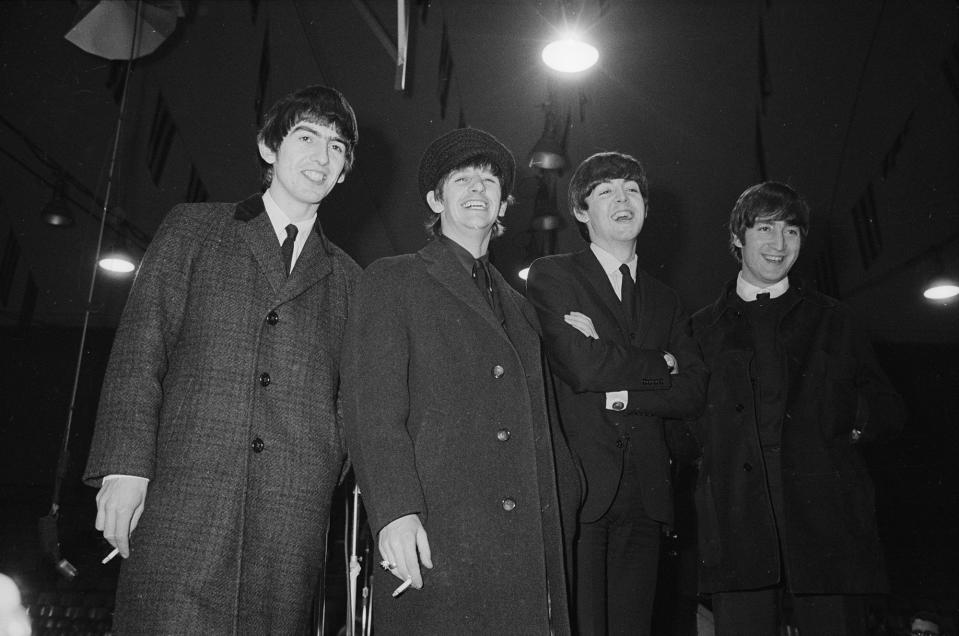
731, 233, 743, 248
572, 207, 590, 224
497, 200, 508, 219
336, 172, 346, 184
257, 140, 276, 165
426, 191, 444, 213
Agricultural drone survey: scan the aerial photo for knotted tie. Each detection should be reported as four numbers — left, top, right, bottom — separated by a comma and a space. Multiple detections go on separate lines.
472, 259, 494, 310
619, 263, 635, 328
281, 224, 298, 276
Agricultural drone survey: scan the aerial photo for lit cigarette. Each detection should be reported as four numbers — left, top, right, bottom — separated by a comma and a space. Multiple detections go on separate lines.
391, 577, 413, 597
101, 548, 120, 564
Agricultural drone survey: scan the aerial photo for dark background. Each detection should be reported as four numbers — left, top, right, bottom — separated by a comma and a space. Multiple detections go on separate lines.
1, 0, 956, 633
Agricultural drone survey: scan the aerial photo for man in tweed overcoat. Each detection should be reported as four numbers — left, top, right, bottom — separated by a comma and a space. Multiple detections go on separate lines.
83, 85, 362, 634
341, 128, 579, 635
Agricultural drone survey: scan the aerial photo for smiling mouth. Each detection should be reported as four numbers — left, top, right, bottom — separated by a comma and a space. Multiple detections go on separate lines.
302, 170, 327, 183
611, 211, 634, 221
763, 255, 784, 263
462, 200, 488, 210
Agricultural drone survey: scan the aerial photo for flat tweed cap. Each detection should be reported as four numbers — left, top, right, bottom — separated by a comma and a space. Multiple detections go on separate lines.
417, 127, 515, 202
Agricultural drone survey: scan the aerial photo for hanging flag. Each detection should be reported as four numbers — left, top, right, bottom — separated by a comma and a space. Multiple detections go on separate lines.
18, 273, 38, 332
255, 27, 270, 127
0, 229, 20, 307
880, 109, 913, 179
758, 14, 772, 115
755, 107, 768, 181
147, 92, 177, 185
437, 21, 454, 119
850, 183, 882, 269
186, 164, 208, 202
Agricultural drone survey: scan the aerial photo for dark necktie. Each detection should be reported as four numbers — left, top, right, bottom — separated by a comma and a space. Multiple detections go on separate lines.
281, 224, 297, 276
472, 259, 494, 310
619, 263, 635, 326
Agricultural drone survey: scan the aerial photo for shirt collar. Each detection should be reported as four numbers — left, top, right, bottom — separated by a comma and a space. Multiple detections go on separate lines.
590, 243, 637, 280
262, 191, 317, 244
438, 234, 487, 275
736, 271, 790, 301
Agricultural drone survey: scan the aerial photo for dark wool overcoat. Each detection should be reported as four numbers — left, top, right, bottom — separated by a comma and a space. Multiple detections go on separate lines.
690, 278, 906, 594
340, 239, 579, 636
83, 195, 360, 634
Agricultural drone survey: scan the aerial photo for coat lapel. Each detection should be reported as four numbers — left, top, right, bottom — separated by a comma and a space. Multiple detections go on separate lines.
632, 269, 655, 348
420, 239, 507, 336
234, 194, 333, 301
235, 195, 287, 294
284, 222, 334, 301
572, 249, 632, 342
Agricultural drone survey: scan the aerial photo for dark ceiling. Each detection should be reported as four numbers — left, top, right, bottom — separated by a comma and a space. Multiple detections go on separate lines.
1, 0, 957, 343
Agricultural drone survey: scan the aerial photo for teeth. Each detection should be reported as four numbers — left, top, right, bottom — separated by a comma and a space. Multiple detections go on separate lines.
303, 170, 325, 182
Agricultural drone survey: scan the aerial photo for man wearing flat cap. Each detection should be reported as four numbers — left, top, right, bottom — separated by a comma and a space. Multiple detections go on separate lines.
341, 127, 579, 634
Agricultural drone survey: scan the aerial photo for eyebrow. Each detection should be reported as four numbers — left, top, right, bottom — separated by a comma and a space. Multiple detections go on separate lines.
290, 124, 347, 146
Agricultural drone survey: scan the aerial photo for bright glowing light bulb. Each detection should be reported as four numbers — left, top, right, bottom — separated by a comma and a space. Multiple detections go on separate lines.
541, 39, 598, 73
99, 256, 136, 273
923, 283, 959, 300
518, 267, 530, 281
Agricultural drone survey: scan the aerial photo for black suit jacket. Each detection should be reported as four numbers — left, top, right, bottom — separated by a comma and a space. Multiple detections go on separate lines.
526, 249, 707, 524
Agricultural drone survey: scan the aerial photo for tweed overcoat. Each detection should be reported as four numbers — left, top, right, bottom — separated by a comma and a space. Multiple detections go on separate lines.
340, 239, 579, 636
83, 195, 361, 634
690, 278, 906, 594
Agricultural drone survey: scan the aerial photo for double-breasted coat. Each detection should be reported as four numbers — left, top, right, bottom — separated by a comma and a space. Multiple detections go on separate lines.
340, 239, 579, 635
83, 195, 360, 634
690, 278, 906, 594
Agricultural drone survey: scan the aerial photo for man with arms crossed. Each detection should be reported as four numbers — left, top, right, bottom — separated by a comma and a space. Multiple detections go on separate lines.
526, 151, 706, 635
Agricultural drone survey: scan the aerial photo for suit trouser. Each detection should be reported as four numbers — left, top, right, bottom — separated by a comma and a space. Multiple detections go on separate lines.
574, 456, 661, 636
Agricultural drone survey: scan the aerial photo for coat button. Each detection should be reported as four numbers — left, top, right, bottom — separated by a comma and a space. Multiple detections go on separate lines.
491, 365, 505, 379
611, 401, 625, 411
496, 429, 511, 442
743, 462, 752, 472
266, 311, 279, 325
251, 437, 265, 453
259, 372, 271, 387
501, 498, 516, 511
735, 403, 745, 412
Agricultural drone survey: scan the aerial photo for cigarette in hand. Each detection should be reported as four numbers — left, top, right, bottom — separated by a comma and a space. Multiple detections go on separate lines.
101, 548, 120, 564
392, 577, 414, 597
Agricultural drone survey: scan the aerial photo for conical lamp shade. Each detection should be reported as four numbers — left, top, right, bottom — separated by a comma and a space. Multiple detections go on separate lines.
65, 0, 183, 60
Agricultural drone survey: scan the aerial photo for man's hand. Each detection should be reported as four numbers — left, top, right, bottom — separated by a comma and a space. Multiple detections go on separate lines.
564, 311, 599, 339
95, 476, 148, 558
378, 514, 433, 590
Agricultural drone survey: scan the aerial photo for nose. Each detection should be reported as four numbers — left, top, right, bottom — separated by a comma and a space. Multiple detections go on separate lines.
612, 185, 626, 202
312, 142, 329, 164
770, 228, 785, 250
469, 176, 485, 192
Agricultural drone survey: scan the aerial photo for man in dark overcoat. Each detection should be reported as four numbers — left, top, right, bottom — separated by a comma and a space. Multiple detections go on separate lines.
525, 151, 707, 635
340, 128, 580, 635
82, 85, 362, 634
689, 181, 906, 635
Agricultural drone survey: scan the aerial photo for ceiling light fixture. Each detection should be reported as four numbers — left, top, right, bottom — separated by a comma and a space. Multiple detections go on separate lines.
542, 37, 598, 73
